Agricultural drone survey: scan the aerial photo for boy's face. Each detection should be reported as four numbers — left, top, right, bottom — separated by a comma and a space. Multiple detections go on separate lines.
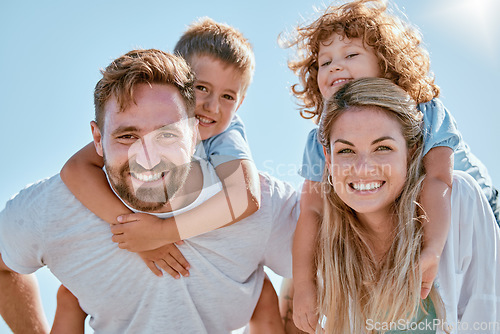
317, 33, 382, 99
190, 55, 246, 140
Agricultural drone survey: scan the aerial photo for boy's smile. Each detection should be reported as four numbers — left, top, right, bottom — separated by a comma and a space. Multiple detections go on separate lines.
190, 55, 246, 140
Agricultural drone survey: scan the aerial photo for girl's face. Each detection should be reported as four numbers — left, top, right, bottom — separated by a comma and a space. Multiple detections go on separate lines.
317, 33, 382, 99
325, 107, 408, 221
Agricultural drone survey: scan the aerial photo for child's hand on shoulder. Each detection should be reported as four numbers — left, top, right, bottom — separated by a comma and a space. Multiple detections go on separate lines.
419, 247, 441, 299
110, 213, 180, 252
138, 243, 190, 278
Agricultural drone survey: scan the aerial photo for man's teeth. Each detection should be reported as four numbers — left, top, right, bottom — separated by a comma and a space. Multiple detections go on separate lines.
196, 115, 214, 124
352, 182, 383, 191
132, 172, 163, 182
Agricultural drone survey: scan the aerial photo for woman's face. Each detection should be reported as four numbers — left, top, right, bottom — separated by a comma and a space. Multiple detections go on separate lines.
325, 106, 408, 220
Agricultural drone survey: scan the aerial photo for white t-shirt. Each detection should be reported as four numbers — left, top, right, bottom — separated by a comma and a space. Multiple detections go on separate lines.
0, 159, 298, 333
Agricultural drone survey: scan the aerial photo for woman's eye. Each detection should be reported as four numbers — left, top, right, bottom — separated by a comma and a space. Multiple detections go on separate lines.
337, 148, 354, 154
376, 146, 391, 151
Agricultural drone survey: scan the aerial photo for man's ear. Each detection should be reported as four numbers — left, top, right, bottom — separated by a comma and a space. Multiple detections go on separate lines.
90, 121, 104, 157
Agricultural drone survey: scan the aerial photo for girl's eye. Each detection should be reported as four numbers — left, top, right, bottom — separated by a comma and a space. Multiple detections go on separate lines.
195, 85, 208, 92
337, 148, 354, 154
320, 60, 331, 67
346, 53, 359, 59
376, 146, 391, 151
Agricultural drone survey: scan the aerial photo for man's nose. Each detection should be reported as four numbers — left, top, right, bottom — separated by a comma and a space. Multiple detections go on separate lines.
132, 137, 162, 170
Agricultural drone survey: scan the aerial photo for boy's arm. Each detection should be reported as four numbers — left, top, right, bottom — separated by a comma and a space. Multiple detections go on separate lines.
174, 159, 260, 240
420, 146, 453, 299
50, 285, 87, 334
60, 142, 133, 223
0, 254, 49, 334
61, 143, 190, 277
292, 180, 322, 333
111, 159, 261, 250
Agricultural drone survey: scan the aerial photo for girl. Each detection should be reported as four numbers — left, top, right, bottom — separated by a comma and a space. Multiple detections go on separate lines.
283, 0, 498, 332
317, 77, 499, 333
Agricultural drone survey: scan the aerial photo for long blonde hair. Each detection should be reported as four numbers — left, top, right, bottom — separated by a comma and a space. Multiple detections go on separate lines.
283, 0, 439, 122
317, 77, 443, 333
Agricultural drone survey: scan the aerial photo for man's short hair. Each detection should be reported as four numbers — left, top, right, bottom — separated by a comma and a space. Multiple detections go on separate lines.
94, 49, 196, 130
174, 17, 255, 93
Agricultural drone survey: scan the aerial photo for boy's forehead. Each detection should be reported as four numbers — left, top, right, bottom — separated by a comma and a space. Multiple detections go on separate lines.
190, 54, 249, 89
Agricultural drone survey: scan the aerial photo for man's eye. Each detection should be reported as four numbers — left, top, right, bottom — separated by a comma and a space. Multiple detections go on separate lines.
118, 135, 135, 140
158, 133, 176, 139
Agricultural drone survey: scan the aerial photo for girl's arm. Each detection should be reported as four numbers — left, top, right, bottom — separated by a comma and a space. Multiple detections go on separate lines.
291, 180, 322, 334
60, 142, 132, 223
420, 146, 453, 299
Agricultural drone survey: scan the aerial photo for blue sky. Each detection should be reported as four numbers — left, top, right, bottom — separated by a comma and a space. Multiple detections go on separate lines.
1, 0, 499, 331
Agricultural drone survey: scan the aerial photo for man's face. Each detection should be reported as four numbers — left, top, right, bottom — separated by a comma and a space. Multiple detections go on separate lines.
91, 83, 197, 212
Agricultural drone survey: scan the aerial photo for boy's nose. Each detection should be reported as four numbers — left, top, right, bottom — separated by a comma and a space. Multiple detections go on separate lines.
203, 94, 219, 114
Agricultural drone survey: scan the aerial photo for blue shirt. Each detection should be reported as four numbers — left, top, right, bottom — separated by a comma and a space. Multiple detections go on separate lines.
299, 98, 495, 202
195, 114, 253, 168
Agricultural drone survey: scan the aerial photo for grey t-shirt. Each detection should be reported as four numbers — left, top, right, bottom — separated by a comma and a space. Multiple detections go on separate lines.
0, 159, 298, 333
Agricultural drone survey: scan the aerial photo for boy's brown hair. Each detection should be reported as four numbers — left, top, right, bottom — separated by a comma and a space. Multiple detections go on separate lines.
174, 17, 255, 93
94, 49, 196, 130
284, 0, 440, 122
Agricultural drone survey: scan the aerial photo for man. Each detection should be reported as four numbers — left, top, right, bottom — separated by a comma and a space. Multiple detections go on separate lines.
0, 49, 297, 333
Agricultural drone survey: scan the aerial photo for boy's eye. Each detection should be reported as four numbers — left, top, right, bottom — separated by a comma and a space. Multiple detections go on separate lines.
222, 94, 235, 101
346, 53, 359, 59
195, 85, 208, 92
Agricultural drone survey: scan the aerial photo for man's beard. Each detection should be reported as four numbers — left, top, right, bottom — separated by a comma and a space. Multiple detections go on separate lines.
105, 158, 192, 212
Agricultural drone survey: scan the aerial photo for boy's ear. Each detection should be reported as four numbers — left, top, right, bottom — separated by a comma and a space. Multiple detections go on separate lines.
235, 95, 246, 112
90, 121, 104, 157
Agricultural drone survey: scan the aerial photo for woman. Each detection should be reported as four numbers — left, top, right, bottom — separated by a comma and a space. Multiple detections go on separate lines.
316, 77, 500, 333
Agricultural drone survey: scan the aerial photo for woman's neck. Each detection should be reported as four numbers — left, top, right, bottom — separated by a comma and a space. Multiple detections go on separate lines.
357, 210, 396, 261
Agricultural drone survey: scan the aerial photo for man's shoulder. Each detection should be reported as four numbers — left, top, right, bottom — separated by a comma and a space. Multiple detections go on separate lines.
3, 174, 78, 213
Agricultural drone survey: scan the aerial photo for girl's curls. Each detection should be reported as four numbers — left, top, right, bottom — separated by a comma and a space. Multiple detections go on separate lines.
283, 0, 440, 122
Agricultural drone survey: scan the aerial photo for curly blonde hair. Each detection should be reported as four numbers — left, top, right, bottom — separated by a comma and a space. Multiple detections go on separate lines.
283, 0, 439, 122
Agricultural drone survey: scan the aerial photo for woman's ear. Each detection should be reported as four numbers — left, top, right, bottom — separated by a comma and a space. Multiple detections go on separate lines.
323, 146, 332, 173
